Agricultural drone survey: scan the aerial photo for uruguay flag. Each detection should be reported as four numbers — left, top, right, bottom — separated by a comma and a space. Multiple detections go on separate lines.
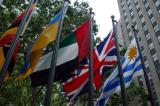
97, 38, 143, 106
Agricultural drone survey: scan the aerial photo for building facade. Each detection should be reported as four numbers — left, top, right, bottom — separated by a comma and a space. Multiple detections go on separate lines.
117, 0, 160, 104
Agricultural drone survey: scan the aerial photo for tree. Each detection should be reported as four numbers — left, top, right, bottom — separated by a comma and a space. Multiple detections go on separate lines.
0, 0, 99, 105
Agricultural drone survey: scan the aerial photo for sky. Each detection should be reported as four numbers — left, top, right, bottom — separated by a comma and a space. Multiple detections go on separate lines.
71, 0, 120, 39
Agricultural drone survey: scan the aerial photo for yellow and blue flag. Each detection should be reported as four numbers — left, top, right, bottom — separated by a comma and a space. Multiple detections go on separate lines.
16, 11, 64, 80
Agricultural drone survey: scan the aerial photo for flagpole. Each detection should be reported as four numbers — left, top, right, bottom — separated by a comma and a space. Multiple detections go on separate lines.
0, 0, 37, 86
44, 0, 69, 106
111, 15, 128, 106
88, 8, 94, 106
131, 25, 156, 106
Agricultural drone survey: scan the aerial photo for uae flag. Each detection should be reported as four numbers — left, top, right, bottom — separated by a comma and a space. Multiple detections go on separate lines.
30, 20, 90, 87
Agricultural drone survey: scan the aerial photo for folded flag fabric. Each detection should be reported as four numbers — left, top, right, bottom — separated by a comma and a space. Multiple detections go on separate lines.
97, 38, 143, 106
0, 2, 36, 79
16, 4, 69, 80
30, 20, 90, 87
63, 30, 117, 101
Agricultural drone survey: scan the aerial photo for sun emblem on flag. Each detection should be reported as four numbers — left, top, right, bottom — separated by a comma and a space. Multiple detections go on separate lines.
128, 46, 137, 60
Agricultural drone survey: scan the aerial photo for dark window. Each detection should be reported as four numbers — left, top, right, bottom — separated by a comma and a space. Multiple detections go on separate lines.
125, 21, 129, 25
146, 6, 150, 11
144, 29, 149, 35
121, 4, 124, 8
133, 21, 136, 25
147, 38, 152, 44
124, 15, 127, 20
156, 30, 160, 37
150, 48, 156, 55
154, 60, 160, 70
137, 8, 140, 12
154, 60, 159, 66
142, 21, 146, 27
128, 3, 131, 7
152, 21, 157, 27
157, 5, 160, 11
140, 46, 144, 51
138, 37, 141, 42
131, 15, 134, 19
149, 13, 153, 19
143, 55, 147, 61
146, 67, 150, 73
127, 28, 130, 33
123, 9, 125, 14
129, 8, 132, 13
135, 1, 138, 6
143, 0, 147, 5
139, 14, 143, 19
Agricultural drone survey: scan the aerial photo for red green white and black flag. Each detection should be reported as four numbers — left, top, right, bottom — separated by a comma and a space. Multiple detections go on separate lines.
30, 20, 90, 87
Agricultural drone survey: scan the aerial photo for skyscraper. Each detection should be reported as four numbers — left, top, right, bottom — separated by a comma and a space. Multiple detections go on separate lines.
117, 0, 160, 103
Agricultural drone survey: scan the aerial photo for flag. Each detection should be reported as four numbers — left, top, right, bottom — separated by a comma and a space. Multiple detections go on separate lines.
16, 5, 68, 80
17, 20, 90, 87
30, 20, 90, 87
97, 38, 143, 106
0, 2, 36, 79
63, 30, 117, 101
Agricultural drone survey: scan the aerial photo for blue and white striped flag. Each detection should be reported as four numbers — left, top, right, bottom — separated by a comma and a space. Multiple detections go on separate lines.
97, 38, 143, 106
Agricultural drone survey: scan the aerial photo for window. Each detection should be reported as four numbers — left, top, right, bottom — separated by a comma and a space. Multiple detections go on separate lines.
152, 53, 158, 61
144, 60, 149, 67
149, 43, 154, 50
135, 1, 138, 6
127, 28, 131, 33
152, 21, 157, 27
155, 1, 160, 7
148, 9, 152, 15
150, 48, 156, 55
129, 8, 133, 13
137, 7, 140, 12
154, 59, 160, 70
143, 55, 147, 61
156, 30, 160, 36
131, 11, 134, 16
140, 46, 144, 51
145, 2, 149, 8
146, 33, 151, 40
149, 13, 153, 19
154, 25, 159, 32
144, 29, 149, 35
143, 0, 147, 5
143, 24, 147, 31
147, 38, 152, 44
158, 36, 160, 43
151, 17, 156, 23
140, 17, 145, 23
139, 14, 143, 19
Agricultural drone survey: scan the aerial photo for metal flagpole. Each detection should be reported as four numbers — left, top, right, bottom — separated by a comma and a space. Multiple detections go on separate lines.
0, 0, 37, 86
44, 0, 69, 106
31, 88, 36, 106
131, 25, 156, 106
88, 8, 94, 106
111, 15, 128, 106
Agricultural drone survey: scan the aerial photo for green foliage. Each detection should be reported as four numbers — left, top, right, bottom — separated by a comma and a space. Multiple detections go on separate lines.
0, 0, 99, 105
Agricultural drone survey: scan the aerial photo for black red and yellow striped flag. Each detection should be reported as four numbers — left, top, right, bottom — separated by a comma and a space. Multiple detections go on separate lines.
0, 2, 36, 79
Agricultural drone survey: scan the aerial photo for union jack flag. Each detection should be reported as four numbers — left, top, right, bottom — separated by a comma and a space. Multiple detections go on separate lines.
63, 30, 117, 101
